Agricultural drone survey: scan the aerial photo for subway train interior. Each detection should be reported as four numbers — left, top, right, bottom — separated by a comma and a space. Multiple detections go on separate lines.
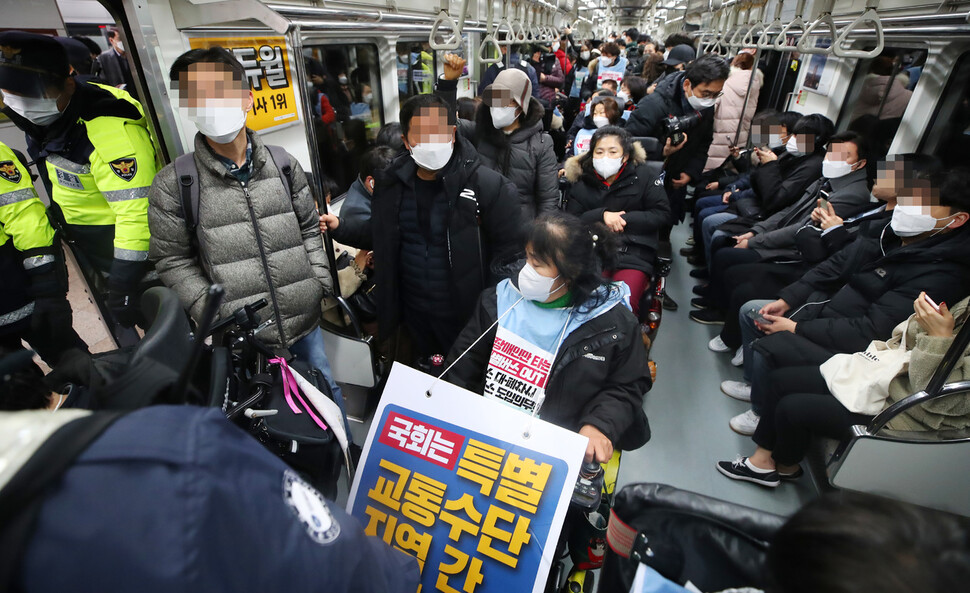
2, 0, 970, 591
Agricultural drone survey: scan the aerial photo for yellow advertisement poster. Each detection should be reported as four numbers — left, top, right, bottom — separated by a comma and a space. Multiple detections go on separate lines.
189, 36, 300, 132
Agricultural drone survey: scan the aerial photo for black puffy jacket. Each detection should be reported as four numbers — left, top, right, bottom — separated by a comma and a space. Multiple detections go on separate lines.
437, 79, 559, 222
624, 71, 715, 185
445, 285, 651, 451
730, 151, 824, 220
777, 224, 970, 354
562, 142, 670, 275
369, 136, 524, 340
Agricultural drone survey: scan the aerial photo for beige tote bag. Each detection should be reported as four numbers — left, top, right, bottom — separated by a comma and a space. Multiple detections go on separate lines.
820, 316, 912, 415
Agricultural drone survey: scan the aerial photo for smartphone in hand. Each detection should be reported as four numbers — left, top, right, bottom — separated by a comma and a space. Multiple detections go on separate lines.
924, 293, 942, 313
746, 309, 771, 325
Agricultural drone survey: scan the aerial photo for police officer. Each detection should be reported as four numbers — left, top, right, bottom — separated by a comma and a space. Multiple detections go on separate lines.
0, 31, 157, 328
0, 141, 85, 364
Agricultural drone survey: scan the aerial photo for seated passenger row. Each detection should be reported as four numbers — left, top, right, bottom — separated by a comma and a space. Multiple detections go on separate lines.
680, 110, 970, 486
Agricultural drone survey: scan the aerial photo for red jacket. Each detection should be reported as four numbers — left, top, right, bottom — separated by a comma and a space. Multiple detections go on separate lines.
555, 49, 572, 75
319, 94, 336, 125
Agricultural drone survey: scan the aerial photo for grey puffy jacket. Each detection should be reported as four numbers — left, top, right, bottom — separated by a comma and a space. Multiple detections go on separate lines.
148, 132, 333, 348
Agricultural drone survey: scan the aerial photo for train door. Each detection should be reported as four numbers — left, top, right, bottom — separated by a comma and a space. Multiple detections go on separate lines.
918, 50, 970, 168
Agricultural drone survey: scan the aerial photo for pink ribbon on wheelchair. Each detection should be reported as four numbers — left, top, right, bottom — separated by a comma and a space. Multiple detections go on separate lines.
269, 357, 328, 431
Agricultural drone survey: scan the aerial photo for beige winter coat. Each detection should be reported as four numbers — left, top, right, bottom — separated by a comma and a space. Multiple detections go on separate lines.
883, 297, 970, 431
703, 66, 763, 173
853, 73, 913, 120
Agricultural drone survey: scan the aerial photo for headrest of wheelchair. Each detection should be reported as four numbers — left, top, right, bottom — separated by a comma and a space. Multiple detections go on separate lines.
631, 136, 659, 156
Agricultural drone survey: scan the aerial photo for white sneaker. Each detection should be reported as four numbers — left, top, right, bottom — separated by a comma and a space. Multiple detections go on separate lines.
731, 347, 744, 367
708, 335, 731, 353
721, 380, 752, 402
730, 410, 760, 435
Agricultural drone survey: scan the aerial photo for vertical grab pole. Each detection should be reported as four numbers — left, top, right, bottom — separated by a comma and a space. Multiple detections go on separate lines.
289, 24, 341, 299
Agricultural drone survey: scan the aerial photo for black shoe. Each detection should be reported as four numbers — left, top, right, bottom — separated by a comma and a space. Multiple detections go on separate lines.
690, 297, 713, 310
689, 268, 710, 280
686, 254, 707, 267
692, 284, 711, 297
716, 458, 780, 488
679, 246, 696, 257
689, 309, 725, 325
662, 293, 679, 311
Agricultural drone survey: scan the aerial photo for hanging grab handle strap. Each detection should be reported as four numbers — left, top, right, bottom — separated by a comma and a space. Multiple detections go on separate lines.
833, 6, 884, 59
429, 10, 463, 51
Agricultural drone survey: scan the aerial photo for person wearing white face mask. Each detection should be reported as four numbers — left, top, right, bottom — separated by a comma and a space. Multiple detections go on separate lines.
626, 53, 729, 311
358, 90, 523, 365
570, 95, 623, 157
562, 126, 670, 324
92, 27, 136, 90
581, 42, 628, 98
0, 31, 158, 330
692, 131, 872, 330
438, 55, 559, 222
446, 211, 650, 465
148, 47, 348, 418
719, 165, 970, 446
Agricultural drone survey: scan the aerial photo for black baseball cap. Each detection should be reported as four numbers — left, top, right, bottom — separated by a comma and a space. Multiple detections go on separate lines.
0, 31, 71, 97
662, 44, 696, 66
54, 36, 92, 74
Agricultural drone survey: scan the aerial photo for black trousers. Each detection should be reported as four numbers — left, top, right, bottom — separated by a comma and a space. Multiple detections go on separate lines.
709, 247, 762, 306
719, 261, 807, 348
403, 308, 465, 364
752, 364, 872, 466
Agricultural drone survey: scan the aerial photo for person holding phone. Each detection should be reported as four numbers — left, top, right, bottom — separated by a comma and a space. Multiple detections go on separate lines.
721, 166, 970, 437
691, 131, 873, 327
717, 292, 970, 488
686, 112, 830, 269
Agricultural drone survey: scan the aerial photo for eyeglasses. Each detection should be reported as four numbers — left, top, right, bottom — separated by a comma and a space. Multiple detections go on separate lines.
695, 90, 724, 100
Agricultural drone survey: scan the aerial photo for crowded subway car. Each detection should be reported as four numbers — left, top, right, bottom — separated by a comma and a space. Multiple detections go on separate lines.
1, 0, 970, 591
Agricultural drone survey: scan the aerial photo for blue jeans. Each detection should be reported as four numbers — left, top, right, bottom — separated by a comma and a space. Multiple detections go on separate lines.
694, 194, 725, 213
702, 212, 738, 263
290, 327, 352, 440
739, 299, 773, 416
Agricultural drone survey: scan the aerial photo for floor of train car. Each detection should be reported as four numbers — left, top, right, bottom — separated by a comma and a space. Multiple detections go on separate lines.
614, 222, 818, 516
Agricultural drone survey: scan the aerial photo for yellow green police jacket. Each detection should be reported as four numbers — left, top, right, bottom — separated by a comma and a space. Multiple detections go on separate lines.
37, 82, 157, 265
0, 142, 54, 257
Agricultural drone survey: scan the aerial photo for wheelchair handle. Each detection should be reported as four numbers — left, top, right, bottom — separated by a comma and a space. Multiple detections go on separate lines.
207, 298, 268, 336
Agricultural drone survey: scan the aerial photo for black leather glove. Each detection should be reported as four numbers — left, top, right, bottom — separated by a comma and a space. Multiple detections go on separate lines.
107, 285, 139, 328
108, 256, 148, 328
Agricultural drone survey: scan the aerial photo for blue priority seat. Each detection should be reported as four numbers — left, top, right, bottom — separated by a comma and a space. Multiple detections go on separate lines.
823, 318, 970, 517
